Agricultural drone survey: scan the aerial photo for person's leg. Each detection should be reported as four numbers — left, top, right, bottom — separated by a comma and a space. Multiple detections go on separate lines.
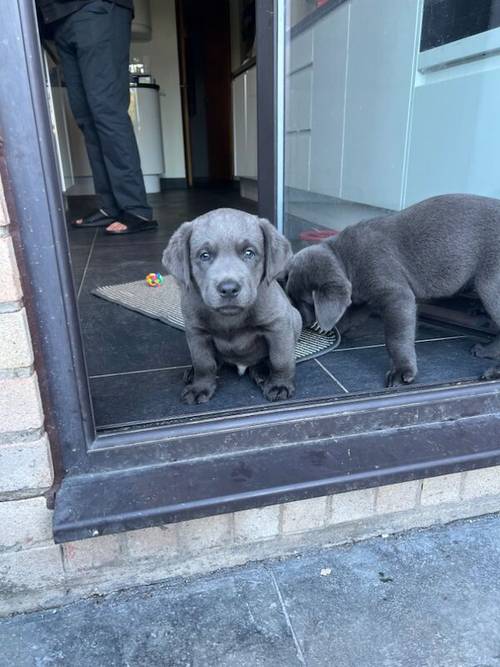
53, 16, 120, 219
68, 2, 153, 230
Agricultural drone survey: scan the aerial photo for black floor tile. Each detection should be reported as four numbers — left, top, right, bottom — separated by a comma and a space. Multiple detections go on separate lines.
69, 243, 92, 264
68, 244, 93, 289
91, 358, 343, 428
319, 336, 493, 393
80, 301, 191, 377
67, 189, 496, 427
77, 242, 167, 309
70, 264, 86, 294
338, 316, 467, 350
66, 225, 97, 249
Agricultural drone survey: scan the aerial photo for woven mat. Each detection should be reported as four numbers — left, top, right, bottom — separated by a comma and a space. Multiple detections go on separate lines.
93, 275, 340, 363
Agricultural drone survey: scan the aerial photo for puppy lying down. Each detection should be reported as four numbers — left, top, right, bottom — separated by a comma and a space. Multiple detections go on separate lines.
163, 208, 302, 404
286, 194, 500, 387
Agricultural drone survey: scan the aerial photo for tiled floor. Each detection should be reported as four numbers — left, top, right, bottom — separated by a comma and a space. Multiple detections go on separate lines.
67, 187, 494, 431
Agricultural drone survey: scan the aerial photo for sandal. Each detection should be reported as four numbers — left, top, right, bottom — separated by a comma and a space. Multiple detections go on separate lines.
104, 211, 158, 235
71, 208, 116, 228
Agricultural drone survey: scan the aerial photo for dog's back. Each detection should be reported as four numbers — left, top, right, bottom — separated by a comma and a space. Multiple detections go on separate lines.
330, 194, 500, 301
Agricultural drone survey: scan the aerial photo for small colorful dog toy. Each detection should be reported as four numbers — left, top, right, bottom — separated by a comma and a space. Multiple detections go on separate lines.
145, 272, 164, 287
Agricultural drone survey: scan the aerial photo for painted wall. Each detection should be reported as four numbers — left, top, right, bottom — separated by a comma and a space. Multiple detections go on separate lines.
130, 0, 186, 179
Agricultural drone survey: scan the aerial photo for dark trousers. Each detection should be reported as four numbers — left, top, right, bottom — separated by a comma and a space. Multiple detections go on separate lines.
54, 0, 151, 219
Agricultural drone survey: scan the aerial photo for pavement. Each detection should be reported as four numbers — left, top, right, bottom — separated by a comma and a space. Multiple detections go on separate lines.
1, 513, 500, 667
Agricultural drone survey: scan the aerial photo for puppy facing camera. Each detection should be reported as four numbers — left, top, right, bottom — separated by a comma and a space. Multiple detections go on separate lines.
162, 208, 302, 404
286, 194, 500, 387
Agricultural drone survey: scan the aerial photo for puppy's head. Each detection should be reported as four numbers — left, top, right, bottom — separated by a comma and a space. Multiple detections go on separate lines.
286, 244, 351, 330
162, 208, 291, 316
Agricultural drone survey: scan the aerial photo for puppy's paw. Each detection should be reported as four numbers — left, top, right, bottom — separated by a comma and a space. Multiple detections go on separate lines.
262, 380, 295, 401
181, 381, 216, 404
481, 366, 500, 381
471, 343, 498, 359
385, 366, 416, 387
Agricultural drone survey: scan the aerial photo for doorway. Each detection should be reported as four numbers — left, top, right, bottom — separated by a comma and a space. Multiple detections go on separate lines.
39, 0, 262, 431
177, 0, 233, 186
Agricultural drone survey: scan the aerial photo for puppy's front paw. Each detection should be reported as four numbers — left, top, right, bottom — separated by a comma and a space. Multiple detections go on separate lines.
181, 381, 216, 404
385, 366, 416, 387
262, 380, 295, 401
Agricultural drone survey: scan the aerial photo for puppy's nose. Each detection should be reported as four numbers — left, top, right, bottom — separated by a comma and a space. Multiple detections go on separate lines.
217, 279, 241, 297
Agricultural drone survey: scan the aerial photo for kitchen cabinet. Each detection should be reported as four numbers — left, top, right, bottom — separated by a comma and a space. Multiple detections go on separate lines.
286, 0, 422, 211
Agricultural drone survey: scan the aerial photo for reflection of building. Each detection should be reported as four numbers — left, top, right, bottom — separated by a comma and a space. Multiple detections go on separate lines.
285, 0, 500, 235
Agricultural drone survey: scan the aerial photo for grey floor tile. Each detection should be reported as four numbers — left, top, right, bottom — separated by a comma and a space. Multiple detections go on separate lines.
320, 335, 492, 393
0, 568, 302, 667
91, 358, 343, 429
269, 515, 500, 667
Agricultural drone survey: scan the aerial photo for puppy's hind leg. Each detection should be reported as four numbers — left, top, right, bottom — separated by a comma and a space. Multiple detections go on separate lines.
337, 304, 372, 336
471, 277, 500, 360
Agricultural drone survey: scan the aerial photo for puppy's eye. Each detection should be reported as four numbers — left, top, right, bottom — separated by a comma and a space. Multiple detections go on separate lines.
199, 251, 211, 262
243, 248, 256, 259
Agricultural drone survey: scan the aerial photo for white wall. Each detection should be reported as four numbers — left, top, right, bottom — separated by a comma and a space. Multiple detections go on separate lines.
131, 0, 185, 179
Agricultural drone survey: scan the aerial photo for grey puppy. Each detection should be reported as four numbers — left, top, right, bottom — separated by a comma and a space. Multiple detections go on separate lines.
286, 194, 500, 387
162, 208, 302, 404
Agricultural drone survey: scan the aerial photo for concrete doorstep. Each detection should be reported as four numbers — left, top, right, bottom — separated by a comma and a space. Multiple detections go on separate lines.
1, 513, 500, 667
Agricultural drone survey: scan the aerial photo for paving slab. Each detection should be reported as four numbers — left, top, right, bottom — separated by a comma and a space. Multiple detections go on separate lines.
1, 514, 500, 667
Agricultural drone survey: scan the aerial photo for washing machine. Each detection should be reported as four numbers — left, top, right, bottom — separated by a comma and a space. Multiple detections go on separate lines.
129, 82, 164, 193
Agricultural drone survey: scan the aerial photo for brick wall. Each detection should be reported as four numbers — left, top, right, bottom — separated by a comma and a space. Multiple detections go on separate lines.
0, 178, 53, 503
1, 177, 500, 617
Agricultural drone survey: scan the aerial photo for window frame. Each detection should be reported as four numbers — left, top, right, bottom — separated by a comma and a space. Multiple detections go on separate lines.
2, 0, 500, 543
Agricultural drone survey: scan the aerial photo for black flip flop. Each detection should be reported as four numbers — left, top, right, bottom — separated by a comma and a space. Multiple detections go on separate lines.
104, 211, 159, 235
71, 208, 116, 228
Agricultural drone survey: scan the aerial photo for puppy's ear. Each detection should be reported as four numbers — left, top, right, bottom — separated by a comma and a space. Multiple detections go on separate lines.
162, 221, 193, 288
313, 283, 352, 331
259, 218, 293, 284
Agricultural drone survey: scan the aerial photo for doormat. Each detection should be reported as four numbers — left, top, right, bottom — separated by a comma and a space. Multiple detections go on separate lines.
92, 276, 341, 363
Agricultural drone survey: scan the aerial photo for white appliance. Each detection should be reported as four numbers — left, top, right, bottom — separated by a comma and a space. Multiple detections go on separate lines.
129, 83, 164, 194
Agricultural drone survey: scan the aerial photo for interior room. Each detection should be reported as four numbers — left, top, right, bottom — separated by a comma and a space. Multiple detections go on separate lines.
41, 0, 500, 433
